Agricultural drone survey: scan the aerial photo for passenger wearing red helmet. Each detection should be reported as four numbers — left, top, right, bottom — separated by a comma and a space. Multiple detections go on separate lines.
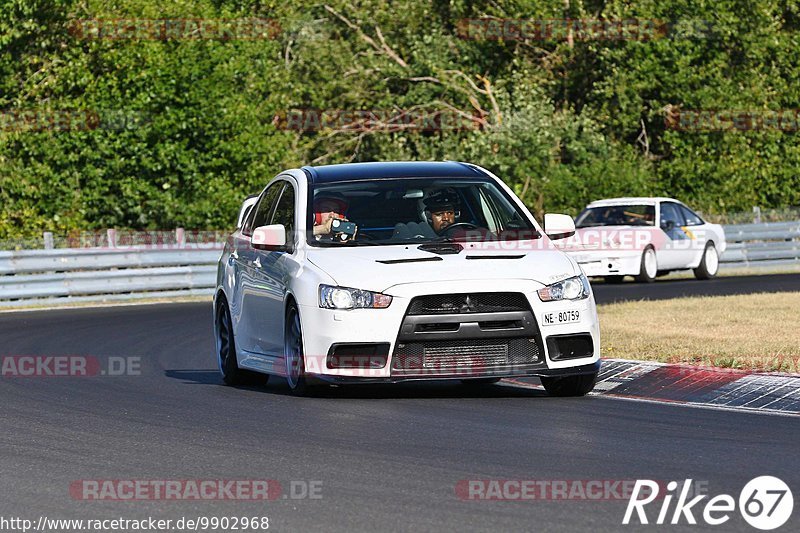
312, 192, 350, 238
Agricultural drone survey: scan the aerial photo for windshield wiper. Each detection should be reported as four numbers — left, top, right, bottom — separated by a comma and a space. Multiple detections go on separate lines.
376, 256, 444, 264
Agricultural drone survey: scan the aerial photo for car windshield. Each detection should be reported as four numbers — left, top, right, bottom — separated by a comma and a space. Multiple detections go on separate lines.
307, 177, 539, 246
575, 204, 656, 228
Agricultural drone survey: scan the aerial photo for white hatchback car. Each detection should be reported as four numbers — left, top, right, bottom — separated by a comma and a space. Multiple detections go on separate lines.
214, 162, 600, 396
562, 197, 726, 282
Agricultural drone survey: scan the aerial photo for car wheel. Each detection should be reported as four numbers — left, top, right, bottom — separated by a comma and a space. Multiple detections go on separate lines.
285, 301, 312, 395
693, 242, 719, 280
460, 377, 502, 385
540, 372, 598, 397
634, 247, 657, 283
604, 275, 625, 284
216, 302, 268, 386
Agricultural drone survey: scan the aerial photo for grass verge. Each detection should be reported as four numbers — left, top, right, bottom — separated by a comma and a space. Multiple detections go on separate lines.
597, 291, 800, 372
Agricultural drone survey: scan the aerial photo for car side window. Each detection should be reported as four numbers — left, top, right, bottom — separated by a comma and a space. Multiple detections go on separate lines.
245, 182, 284, 236
270, 183, 295, 251
679, 205, 704, 226
660, 202, 686, 227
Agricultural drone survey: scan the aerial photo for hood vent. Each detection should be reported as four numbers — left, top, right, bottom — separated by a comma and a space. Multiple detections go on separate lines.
417, 243, 463, 255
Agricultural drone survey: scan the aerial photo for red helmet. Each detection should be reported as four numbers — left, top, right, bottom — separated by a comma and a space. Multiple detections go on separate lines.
313, 193, 349, 225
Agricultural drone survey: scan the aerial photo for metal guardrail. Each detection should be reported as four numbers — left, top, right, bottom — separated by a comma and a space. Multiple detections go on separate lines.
0, 220, 797, 307
719, 221, 800, 267
0, 247, 221, 307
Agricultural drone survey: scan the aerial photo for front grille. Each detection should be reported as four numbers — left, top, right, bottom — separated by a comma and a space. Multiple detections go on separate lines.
424, 343, 508, 368
393, 291, 543, 376
406, 293, 530, 315
392, 338, 541, 374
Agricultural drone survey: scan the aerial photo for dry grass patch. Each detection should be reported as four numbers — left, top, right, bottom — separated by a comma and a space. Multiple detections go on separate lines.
597, 291, 800, 372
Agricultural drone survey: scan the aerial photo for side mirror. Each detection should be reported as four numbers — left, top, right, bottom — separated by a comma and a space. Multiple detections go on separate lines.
252, 224, 287, 250
237, 195, 259, 229
544, 213, 576, 240
661, 220, 675, 232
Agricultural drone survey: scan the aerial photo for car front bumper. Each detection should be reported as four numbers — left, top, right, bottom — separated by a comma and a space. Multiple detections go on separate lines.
309, 360, 602, 384
298, 279, 600, 381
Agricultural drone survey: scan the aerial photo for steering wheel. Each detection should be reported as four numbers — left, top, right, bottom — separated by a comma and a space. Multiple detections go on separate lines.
441, 222, 478, 234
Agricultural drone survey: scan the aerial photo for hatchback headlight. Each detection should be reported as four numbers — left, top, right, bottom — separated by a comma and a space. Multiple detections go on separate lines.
319, 285, 392, 309
537, 274, 591, 302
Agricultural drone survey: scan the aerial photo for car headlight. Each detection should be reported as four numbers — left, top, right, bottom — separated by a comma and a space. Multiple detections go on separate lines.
319, 285, 392, 309
537, 274, 591, 302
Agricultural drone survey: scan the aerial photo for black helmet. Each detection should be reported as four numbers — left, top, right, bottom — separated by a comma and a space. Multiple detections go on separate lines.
424, 188, 460, 212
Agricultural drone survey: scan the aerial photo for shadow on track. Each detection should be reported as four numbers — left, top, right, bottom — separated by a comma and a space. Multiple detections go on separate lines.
165, 369, 550, 399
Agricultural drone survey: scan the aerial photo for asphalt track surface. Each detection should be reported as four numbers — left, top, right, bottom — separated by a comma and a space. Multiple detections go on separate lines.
2, 297, 799, 532
591, 272, 800, 304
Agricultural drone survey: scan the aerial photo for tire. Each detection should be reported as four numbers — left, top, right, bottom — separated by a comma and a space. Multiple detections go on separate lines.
215, 301, 268, 386
693, 242, 719, 280
604, 275, 625, 284
540, 372, 598, 397
634, 247, 657, 283
285, 301, 312, 395
460, 377, 502, 385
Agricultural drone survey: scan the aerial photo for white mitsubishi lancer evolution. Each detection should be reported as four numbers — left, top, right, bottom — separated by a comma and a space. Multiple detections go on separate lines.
213, 161, 600, 396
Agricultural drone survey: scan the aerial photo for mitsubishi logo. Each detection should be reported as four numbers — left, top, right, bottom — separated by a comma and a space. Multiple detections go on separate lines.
460, 295, 477, 313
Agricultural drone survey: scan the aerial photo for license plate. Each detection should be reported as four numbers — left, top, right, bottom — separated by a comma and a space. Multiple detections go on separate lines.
541, 310, 580, 326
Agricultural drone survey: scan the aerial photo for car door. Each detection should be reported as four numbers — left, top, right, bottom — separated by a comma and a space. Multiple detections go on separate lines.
248, 181, 298, 357
658, 202, 696, 268
677, 203, 710, 265
236, 181, 284, 354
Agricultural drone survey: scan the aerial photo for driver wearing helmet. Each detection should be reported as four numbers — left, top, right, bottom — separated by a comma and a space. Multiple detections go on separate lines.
391, 187, 465, 240
424, 188, 461, 234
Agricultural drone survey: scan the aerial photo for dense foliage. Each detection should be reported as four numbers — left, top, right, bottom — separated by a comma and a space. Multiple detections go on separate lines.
1, 0, 799, 236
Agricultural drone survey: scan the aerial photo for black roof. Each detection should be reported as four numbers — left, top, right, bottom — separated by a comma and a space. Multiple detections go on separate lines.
301, 161, 488, 183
